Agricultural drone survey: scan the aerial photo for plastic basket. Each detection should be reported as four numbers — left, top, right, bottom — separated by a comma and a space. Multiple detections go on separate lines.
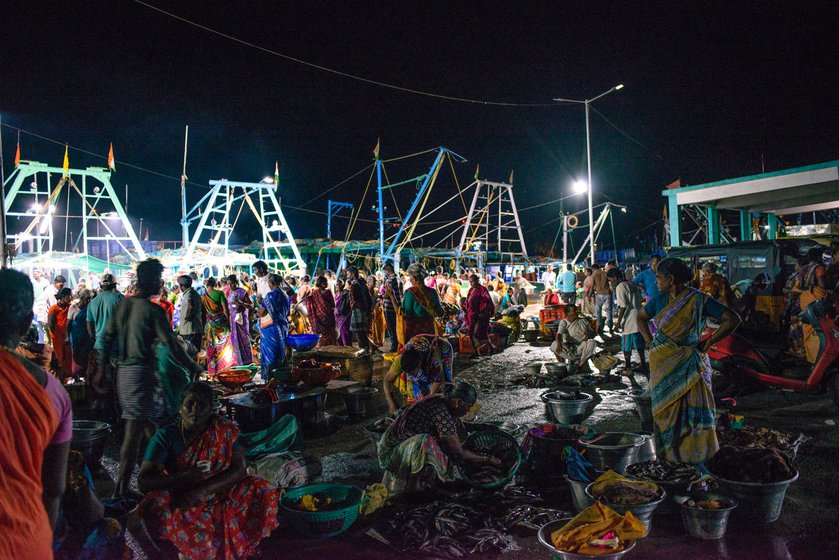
280, 483, 365, 538
462, 429, 522, 489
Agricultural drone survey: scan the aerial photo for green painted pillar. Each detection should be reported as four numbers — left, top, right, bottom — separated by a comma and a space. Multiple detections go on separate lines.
740, 210, 752, 242
767, 213, 779, 240
668, 196, 681, 247
707, 206, 720, 245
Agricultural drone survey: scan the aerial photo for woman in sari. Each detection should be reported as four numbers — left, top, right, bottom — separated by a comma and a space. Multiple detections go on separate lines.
334, 278, 353, 346
443, 277, 461, 306
203, 277, 234, 376
306, 275, 337, 346
48, 287, 74, 380
68, 289, 94, 377
783, 256, 807, 356
378, 381, 499, 495
463, 274, 495, 354
139, 382, 279, 559
368, 275, 386, 347
257, 274, 290, 381
799, 247, 828, 363
637, 258, 740, 465
383, 334, 454, 414
387, 263, 444, 346
226, 275, 253, 366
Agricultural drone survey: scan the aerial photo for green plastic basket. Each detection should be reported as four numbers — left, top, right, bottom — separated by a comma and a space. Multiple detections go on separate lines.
280, 483, 365, 538
462, 428, 522, 489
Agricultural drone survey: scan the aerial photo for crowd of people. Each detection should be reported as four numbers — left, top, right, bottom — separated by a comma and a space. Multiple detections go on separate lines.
9, 250, 797, 557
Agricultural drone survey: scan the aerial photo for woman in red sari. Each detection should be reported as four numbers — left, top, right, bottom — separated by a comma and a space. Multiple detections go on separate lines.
305, 275, 337, 346
139, 382, 279, 559
463, 274, 496, 354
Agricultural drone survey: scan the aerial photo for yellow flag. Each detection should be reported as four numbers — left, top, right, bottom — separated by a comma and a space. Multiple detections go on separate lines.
62, 144, 70, 174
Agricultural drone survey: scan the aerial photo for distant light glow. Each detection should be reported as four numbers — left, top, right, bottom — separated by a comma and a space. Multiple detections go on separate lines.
615, 84, 625, 90
572, 180, 589, 194
262, 176, 273, 183
48, 205, 57, 214
620, 207, 627, 213
39, 217, 51, 233
30, 203, 41, 213
18, 232, 32, 242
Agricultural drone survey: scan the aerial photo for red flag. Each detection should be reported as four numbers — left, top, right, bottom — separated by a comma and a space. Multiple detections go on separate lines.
664, 178, 681, 190
14, 141, 20, 166
107, 143, 116, 171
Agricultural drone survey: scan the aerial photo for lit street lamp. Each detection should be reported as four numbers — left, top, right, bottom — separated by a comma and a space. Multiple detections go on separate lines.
554, 84, 624, 264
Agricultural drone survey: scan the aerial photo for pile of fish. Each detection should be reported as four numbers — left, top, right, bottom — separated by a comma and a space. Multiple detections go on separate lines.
462, 440, 520, 485
717, 426, 804, 456
625, 460, 698, 484
388, 502, 519, 558
707, 446, 796, 483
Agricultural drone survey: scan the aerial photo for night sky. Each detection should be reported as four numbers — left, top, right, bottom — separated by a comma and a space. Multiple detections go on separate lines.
2, 1, 839, 254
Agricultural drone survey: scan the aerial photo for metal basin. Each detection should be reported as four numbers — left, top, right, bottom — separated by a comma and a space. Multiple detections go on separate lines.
578, 432, 645, 473
629, 390, 653, 432
545, 362, 569, 380
541, 391, 594, 424
341, 386, 379, 417
708, 468, 798, 523
677, 492, 738, 540
537, 520, 636, 560
587, 483, 666, 533
567, 477, 596, 512
525, 362, 543, 376
71, 420, 111, 469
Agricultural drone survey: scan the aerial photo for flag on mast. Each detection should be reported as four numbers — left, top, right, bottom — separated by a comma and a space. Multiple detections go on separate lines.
14, 134, 20, 167
274, 161, 279, 187
62, 144, 70, 174
509, 170, 514, 184
474, 164, 480, 181
373, 138, 380, 160
107, 143, 116, 171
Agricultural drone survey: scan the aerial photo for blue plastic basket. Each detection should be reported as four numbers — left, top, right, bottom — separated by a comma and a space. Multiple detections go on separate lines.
280, 483, 364, 538
287, 334, 322, 352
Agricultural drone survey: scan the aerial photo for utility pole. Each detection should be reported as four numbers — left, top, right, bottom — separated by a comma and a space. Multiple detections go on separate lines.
0, 115, 7, 268
180, 126, 189, 247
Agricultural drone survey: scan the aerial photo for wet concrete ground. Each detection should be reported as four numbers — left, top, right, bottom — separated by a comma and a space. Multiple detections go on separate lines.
103, 337, 839, 559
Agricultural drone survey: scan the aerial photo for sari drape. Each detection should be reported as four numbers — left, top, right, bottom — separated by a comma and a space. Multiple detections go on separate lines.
392, 335, 453, 405
227, 288, 253, 366
401, 286, 440, 343
306, 288, 337, 346
649, 288, 719, 464
203, 290, 234, 376
465, 285, 494, 340
334, 291, 352, 346
259, 289, 290, 379
0, 349, 58, 559
139, 415, 279, 560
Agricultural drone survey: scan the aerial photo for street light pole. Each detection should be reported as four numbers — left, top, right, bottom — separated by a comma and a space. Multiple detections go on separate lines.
554, 84, 624, 264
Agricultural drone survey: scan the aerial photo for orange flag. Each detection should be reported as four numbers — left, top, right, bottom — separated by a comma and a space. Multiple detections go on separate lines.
107, 143, 115, 171
373, 138, 380, 160
14, 140, 20, 166
62, 144, 70, 174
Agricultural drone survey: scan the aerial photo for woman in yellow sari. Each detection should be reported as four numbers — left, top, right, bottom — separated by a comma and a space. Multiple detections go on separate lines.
637, 258, 740, 464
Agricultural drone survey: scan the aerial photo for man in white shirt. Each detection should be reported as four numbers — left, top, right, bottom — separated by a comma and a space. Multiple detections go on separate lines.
608, 267, 647, 377
487, 284, 501, 307
253, 260, 272, 302
541, 267, 557, 290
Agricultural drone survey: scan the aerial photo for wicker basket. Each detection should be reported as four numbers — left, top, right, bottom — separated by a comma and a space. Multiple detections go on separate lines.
462, 429, 522, 489
280, 483, 364, 538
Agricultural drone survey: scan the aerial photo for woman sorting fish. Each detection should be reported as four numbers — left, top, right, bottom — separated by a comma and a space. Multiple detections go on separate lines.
382, 334, 454, 414
378, 381, 500, 495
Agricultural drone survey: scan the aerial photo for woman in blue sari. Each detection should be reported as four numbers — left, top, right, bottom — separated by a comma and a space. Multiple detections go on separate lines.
257, 274, 291, 381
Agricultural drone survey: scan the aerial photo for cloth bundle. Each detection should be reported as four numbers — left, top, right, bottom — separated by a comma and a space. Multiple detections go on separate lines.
588, 470, 662, 505
551, 501, 647, 555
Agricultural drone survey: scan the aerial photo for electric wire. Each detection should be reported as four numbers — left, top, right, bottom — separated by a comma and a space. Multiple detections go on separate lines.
130, 0, 560, 107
